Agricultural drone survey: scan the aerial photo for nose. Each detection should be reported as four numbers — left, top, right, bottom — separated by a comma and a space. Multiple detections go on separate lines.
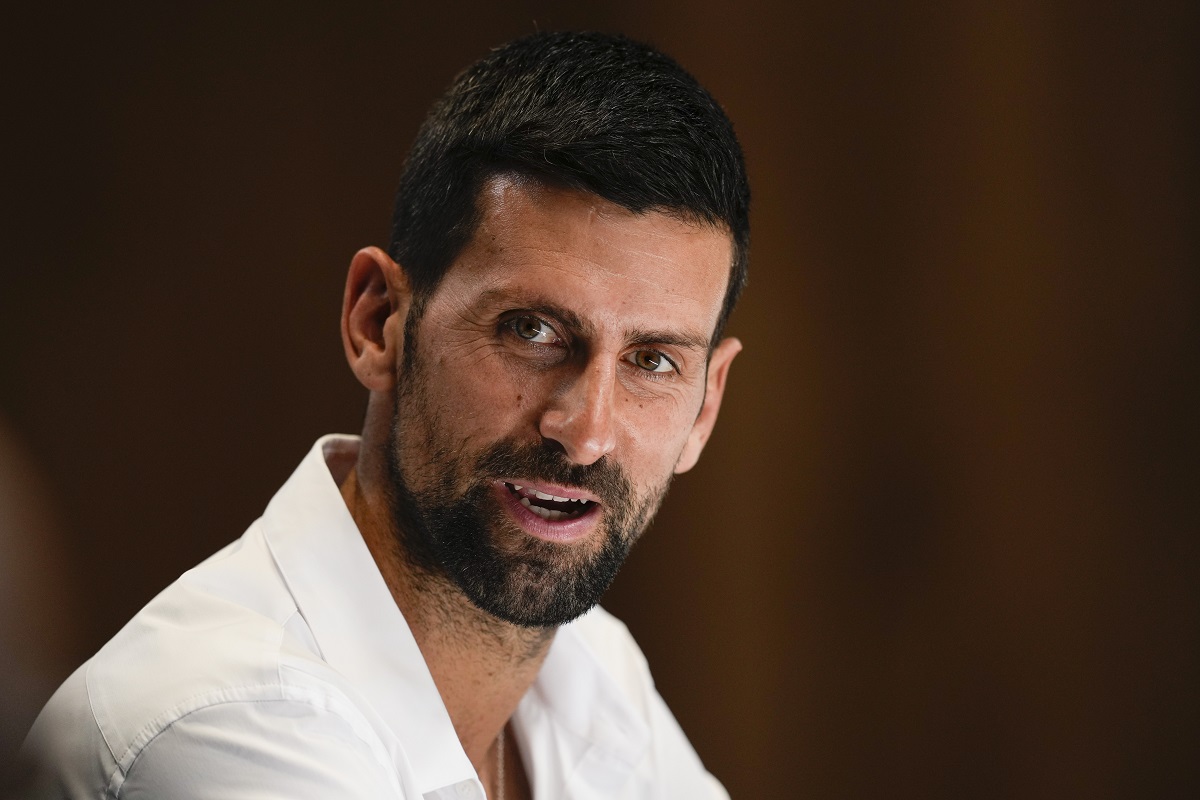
538, 358, 618, 465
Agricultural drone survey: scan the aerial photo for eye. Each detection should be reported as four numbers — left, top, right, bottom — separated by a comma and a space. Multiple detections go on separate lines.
507, 315, 561, 345
626, 349, 676, 374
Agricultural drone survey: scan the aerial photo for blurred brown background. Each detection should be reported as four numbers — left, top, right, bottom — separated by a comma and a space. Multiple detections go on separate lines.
3, 1, 1197, 797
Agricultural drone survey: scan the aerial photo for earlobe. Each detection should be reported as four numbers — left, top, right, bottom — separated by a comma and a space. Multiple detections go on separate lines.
340, 246, 412, 393
674, 337, 741, 474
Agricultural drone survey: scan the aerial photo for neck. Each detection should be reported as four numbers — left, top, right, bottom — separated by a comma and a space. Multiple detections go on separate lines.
339, 445, 553, 781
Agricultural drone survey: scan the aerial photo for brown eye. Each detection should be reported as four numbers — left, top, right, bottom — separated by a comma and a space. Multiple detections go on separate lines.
626, 350, 674, 374
508, 316, 559, 344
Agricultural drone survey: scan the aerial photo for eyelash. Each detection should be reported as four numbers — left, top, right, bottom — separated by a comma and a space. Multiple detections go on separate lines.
501, 314, 680, 378
625, 349, 678, 377
503, 315, 563, 347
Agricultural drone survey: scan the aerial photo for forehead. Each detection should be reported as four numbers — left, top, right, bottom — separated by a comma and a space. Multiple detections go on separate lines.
434, 175, 733, 338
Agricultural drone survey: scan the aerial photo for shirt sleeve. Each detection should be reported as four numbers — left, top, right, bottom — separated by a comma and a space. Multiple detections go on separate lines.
116, 698, 407, 799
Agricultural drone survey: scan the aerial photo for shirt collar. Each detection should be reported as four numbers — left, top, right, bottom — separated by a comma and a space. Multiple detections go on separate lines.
260, 434, 474, 795
259, 435, 650, 794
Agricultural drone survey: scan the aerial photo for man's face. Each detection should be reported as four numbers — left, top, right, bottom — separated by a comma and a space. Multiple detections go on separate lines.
386, 176, 736, 627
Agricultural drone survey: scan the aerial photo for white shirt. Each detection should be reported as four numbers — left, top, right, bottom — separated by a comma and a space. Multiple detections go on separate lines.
24, 435, 727, 799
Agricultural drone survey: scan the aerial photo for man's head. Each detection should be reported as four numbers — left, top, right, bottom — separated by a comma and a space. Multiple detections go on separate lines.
389, 31, 750, 345
342, 32, 749, 629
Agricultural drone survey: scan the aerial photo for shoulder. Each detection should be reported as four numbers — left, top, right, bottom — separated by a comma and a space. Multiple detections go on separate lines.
86, 525, 304, 756
24, 526, 399, 798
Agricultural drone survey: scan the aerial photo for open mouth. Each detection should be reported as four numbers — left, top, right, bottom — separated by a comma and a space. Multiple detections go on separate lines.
504, 482, 596, 522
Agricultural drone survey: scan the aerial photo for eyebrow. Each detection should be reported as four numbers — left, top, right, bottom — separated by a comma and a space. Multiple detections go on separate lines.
475, 290, 712, 353
626, 327, 712, 353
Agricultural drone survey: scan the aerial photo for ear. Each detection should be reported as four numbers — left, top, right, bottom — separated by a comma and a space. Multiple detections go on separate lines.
674, 336, 742, 474
340, 246, 412, 393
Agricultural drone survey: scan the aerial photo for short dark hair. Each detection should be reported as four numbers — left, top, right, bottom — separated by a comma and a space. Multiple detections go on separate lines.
389, 31, 750, 344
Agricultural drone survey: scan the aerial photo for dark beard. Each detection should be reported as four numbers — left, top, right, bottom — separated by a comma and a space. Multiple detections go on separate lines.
386, 433, 661, 627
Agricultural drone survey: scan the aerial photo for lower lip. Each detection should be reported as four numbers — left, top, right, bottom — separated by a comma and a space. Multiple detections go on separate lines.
493, 483, 600, 543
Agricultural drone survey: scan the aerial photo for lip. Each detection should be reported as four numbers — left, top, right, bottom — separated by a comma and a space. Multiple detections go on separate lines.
492, 480, 601, 543
498, 478, 600, 504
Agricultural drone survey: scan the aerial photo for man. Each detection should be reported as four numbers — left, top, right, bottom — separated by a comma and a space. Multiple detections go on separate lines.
25, 31, 749, 798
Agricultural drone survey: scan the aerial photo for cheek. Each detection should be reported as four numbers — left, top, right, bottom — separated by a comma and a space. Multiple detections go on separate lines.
429, 355, 539, 435
615, 394, 696, 473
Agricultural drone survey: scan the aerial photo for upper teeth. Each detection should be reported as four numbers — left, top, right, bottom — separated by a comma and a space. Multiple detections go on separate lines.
541, 490, 579, 503
511, 484, 586, 504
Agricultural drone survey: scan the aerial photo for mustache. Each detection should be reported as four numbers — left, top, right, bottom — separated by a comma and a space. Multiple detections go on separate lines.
472, 439, 632, 508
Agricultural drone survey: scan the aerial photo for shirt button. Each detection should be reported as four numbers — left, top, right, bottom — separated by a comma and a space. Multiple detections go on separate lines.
455, 781, 476, 798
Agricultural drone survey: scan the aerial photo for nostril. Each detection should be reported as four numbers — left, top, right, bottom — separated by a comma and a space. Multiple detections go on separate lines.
538, 436, 570, 457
